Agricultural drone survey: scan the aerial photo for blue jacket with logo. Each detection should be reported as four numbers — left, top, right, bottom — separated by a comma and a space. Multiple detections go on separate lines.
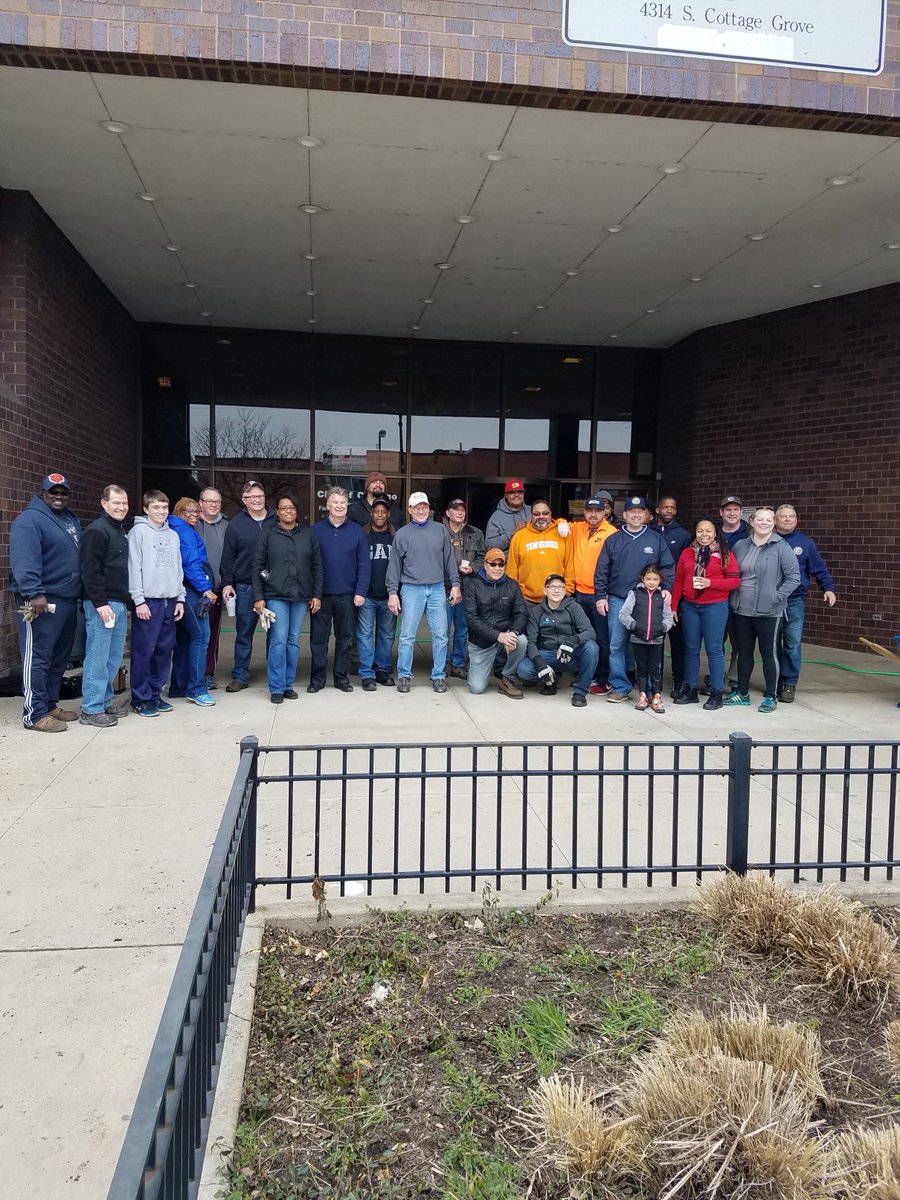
778, 530, 835, 600
650, 518, 692, 563
10, 496, 82, 600
594, 526, 675, 599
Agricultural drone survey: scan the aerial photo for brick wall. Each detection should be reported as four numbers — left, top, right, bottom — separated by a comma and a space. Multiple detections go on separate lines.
0, 189, 140, 676
658, 285, 900, 651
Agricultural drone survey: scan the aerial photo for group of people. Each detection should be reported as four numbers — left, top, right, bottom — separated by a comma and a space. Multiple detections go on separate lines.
8, 470, 837, 731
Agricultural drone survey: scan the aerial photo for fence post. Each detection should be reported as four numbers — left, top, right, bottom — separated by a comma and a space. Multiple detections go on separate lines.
241, 735, 259, 913
726, 731, 752, 875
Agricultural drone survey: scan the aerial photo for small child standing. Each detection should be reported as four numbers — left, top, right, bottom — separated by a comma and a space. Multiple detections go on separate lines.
618, 562, 674, 713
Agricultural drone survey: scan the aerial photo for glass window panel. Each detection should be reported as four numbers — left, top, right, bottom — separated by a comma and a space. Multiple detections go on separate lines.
214, 473, 312, 525
140, 467, 211, 506
410, 344, 500, 478
142, 329, 211, 465
594, 351, 636, 481
314, 474, 404, 523
503, 348, 594, 479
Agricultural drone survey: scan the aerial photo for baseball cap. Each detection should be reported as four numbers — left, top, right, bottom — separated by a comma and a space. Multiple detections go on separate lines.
623, 495, 649, 511
42, 472, 71, 491
720, 494, 743, 507
446, 498, 466, 509
484, 549, 506, 564
408, 491, 429, 507
370, 496, 391, 510
545, 573, 566, 586
594, 489, 614, 503
242, 479, 264, 493
584, 497, 604, 510
504, 479, 525, 493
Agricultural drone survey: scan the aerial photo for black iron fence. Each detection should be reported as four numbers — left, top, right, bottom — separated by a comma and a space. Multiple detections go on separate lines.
107, 737, 258, 1200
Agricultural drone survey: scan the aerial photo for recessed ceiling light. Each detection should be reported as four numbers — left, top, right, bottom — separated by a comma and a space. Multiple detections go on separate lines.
215, 338, 231, 345
200, 310, 213, 317
525, 386, 541, 392
307, 317, 317, 323
102, 120, 130, 133
457, 215, 476, 224
136, 192, 158, 202
306, 290, 317, 296
827, 175, 853, 186
606, 225, 623, 233
297, 135, 323, 148
659, 163, 683, 175
183, 282, 197, 289
511, 330, 521, 335
747, 233, 767, 242
422, 298, 434, 304
435, 262, 452, 270
164, 244, 181, 252
300, 204, 323, 214
482, 150, 508, 162
645, 308, 658, 314
608, 334, 619, 339
411, 324, 420, 330
535, 304, 547, 310
562, 356, 582, 364
809, 283, 824, 289
382, 380, 399, 386
304, 252, 317, 260
689, 275, 704, 282
885, 243, 900, 250
566, 270, 580, 277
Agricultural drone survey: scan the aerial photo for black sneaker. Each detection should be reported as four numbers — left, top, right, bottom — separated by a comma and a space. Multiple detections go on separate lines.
79, 710, 118, 728
362, 679, 377, 692
571, 693, 587, 708
432, 678, 447, 693
132, 701, 160, 718
397, 677, 411, 693
270, 693, 283, 704
780, 685, 796, 704
283, 688, 299, 700
375, 672, 395, 687
225, 679, 248, 693
540, 681, 558, 696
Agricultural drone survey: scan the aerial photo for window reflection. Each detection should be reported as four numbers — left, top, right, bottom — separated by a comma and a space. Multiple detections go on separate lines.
503, 348, 593, 478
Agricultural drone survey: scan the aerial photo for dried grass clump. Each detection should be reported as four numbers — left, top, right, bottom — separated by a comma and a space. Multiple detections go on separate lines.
527, 1075, 638, 1182
624, 1049, 829, 1199
697, 875, 900, 1005
826, 1122, 900, 1199
663, 1001, 825, 1104
882, 1020, 900, 1081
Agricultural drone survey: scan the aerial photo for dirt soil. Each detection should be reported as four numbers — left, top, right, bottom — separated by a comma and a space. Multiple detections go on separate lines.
223, 898, 900, 1199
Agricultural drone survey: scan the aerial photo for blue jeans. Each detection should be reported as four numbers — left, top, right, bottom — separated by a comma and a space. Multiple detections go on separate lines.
357, 597, 396, 679
467, 634, 528, 693
265, 599, 307, 694
81, 600, 128, 713
518, 642, 599, 696
446, 597, 469, 667
576, 592, 609, 683
170, 586, 211, 698
779, 595, 805, 685
679, 599, 729, 690
396, 583, 448, 680
606, 595, 635, 695
231, 580, 259, 683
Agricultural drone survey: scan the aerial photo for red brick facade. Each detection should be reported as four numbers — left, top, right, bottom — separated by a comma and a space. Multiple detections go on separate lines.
657, 285, 900, 651
0, 189, 139, 675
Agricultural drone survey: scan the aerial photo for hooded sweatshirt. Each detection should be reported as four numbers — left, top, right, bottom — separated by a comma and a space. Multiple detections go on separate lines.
128, 517, 186, 605
484, 497, 532, 551
506, 517, 574, 603
10, 496, 82, 600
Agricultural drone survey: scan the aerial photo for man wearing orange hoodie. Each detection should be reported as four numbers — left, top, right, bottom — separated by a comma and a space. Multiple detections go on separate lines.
507, 500, 574, 604
570, 497, 617, 694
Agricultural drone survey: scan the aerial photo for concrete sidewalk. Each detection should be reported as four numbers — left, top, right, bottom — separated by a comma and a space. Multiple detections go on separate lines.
0, 633, 897, 1197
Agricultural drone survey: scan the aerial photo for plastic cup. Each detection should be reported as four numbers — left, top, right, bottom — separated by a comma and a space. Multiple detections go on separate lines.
104, 614, 116, 629
225, 596, 236, 617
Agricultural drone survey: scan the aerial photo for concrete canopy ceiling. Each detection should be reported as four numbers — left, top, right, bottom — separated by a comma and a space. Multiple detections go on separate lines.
3, 65, 900, 348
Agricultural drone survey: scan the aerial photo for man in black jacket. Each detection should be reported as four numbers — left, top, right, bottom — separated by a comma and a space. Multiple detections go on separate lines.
518, 573, 599, 707
651, 495, 692, 697
220, 480, 276, 691
462, 546, 528, 698
79, 485, 131, 728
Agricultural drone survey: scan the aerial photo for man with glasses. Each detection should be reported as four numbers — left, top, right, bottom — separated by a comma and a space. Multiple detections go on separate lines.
506, 500, 574, 604
517, 574, 599, 708
462, 547, 528, 698
10, 472, 82, 731
197, 487, 229, 690
220, 480, 275, 692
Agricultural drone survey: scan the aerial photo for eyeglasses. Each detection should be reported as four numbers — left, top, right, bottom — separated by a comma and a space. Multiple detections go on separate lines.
485, 559, 506, 567
200, 498, 221, 505
546, 583, 566, 590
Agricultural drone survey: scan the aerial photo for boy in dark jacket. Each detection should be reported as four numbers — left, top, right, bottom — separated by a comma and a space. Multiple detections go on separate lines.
517, 573, 598, 707
618, 563, 674, 713
79, 485, 131, 727
463, 546, 528, 697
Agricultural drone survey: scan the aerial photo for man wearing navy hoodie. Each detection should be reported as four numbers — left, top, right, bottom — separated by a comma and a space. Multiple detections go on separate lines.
10, 473, 82, 732
774, 504, 837, 702
651, 495, 692, 697
309, 486, 371, 693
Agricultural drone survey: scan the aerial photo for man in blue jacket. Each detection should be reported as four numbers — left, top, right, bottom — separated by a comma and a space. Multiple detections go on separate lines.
10, 473, 82, 731
309, 486, 371, 693
594, 495, 675, 704
774, 504, 837, 702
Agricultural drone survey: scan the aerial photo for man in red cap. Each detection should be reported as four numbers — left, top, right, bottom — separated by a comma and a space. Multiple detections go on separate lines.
485, 480, 531, 552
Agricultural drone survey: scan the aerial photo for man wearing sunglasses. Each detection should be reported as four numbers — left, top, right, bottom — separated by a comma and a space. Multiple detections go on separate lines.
462, 547, 528, 698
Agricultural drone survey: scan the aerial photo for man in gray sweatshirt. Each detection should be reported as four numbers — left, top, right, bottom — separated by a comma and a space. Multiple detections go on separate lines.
128, 490, 185, 717
386, 492, 461, 693
484, 479, 532, 551
198, 487, 229, 689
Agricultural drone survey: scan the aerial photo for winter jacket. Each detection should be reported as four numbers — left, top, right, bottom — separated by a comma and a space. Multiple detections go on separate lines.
672, 546, 741, 610
730, 534, 801, 618
526, 595, 596, 663
252, 523, 323, 603
128, 517, 186, 604
366, 528, 394, 601
463, 571, 528, 649
199, 515, 229, 587
722, 520, 749, 550
312, 518, 371, 596
350, 495, 405, 530
507, 518, 574, 603
442, 519, 485, 588
484, 498, 532, 551
594, 526, 675, 599
10, 496, 82, 601
168, 516, 214, 593
619, 584, 674, 645
650, 519, 692, 563
220, 509, 277, 588
80, 512, 129, 607
778, 530, 836, 600
387, 521, 459, 594
571, 518, 617, 595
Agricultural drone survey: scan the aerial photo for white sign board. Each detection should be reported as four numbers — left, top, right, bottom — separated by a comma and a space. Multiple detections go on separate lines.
564, 1, 886, 75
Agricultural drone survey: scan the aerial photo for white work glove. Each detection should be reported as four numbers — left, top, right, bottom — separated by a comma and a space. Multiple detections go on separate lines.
557, 520, 570, 538
538, 665, 556, 686
257, 607, 278, 632
557, 644, 574, 665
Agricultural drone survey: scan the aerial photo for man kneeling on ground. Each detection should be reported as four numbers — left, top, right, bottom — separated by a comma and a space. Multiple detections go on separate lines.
462, 546, 528, 698
517, 573, 599, 707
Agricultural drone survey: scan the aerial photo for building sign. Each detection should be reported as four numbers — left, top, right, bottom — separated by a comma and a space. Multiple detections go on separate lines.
563, 1, 886, 75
